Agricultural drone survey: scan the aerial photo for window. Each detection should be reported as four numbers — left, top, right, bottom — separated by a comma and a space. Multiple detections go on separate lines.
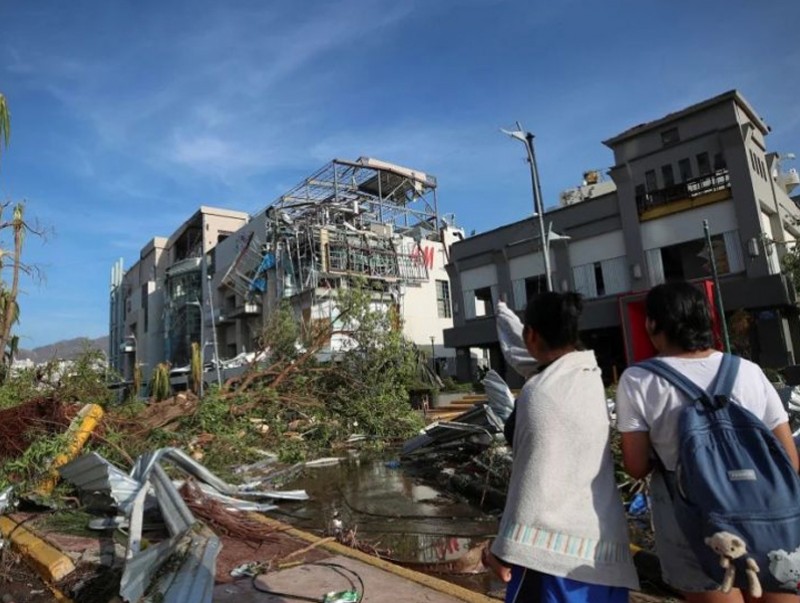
678, 158, 693, 182
571, 257, 629, 299
661, 164, 675, 188
141, 285, 149, 333
593, 262, 606, 297
635, 184, 646, 202
660, 234, 730, 282
714, 152, 726, 171
436, 280, 452, 318
473, 287, 494, 317
525, 275, 548, 304
645, 170, 657, 191
697, 152, 711, 176
661, 128, 680, 146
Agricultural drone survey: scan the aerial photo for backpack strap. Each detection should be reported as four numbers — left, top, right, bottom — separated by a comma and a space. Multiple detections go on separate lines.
635, 358, 708, 400
635, 354, 741, 411
635, 358, 714, 410
709, 353, 741, 403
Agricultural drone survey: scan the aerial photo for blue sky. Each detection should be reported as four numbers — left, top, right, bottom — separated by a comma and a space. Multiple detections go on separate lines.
1, 0, 799, 347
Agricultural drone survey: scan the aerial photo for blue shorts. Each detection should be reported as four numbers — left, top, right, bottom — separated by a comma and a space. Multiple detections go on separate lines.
505, 565, 629, 603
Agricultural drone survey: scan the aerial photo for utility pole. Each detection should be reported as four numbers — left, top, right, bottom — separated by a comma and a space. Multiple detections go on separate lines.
703, 219, 731, 353
502, 123, 552, 291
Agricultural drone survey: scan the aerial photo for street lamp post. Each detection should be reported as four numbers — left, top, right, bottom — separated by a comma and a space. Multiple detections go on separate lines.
502, 122, 552, 292
429, 336, 436, 374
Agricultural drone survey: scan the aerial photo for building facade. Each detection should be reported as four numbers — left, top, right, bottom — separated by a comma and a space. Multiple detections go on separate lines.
110, 158, 462, 389
208, 157, 462, 372
109, 206, 249, 383
444, 90, 800, 385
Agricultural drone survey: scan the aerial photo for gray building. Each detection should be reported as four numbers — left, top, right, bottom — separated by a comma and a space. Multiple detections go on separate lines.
444, 90, 800, 384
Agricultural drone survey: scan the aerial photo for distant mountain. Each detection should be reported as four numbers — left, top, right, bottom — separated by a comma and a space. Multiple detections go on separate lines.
17, 336, 109, 364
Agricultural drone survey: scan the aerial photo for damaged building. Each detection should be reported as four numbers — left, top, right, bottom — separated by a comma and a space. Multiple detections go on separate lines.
210, 157, 464, 369
110, 158, 463, 388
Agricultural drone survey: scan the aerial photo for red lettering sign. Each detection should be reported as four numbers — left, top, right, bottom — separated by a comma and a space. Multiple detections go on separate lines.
412, 246, 435, 270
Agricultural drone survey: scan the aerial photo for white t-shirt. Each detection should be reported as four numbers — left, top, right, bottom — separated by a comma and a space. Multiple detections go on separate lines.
616, 352, 789, 470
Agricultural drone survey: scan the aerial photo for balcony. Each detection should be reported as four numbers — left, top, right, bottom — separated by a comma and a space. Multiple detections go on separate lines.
221, 302, 261, 322
636, 169, 732, 221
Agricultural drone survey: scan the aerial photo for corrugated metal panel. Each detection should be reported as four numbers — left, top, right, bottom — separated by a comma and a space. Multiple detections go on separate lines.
0, 486, 13, 514
64, 447, 308, 602
120, 532, 188, 603
154, 530, 221, 603
151, 464, 195, 535
59, 452, 142, 512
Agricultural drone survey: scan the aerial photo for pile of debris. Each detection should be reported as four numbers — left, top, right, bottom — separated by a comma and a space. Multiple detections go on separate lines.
0, 446, 310, 603
58, 447, 308, 602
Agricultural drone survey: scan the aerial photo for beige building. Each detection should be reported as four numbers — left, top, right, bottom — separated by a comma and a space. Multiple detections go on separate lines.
109, 206, 248, 383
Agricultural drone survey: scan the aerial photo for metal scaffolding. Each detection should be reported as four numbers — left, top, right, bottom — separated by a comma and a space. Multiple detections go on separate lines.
261, 157, 441, 299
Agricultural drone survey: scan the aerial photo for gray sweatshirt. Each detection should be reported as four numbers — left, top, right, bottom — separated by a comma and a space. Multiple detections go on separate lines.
491, 350, 639, 589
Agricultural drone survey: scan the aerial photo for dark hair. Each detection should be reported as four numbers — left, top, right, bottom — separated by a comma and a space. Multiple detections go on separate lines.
524, 292, 583, 350
645, 282, 714, 351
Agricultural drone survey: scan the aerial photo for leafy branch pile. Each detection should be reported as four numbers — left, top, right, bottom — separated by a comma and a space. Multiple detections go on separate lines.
0, 350, 114, 490
0, 280, 427, 490
94, 281, 426, 478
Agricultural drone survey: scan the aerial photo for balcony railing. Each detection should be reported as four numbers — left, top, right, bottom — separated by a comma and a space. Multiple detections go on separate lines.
636, 169, 731, 215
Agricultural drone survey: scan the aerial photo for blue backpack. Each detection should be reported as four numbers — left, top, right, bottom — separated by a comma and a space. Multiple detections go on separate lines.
636, 353, 800, 594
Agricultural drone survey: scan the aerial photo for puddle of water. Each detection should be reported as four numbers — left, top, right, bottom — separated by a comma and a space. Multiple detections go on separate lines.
274, 455, 504, 596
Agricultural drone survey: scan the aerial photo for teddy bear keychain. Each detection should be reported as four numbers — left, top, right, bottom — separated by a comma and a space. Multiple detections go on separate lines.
705, 532, 763, 598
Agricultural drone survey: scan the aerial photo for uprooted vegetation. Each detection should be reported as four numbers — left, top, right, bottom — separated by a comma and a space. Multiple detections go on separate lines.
0, 281, 427, 491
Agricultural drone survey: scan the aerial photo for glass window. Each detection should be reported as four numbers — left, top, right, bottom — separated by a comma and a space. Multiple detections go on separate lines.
141, 285, 148, 333
678, 158, 693, 182
714, 152, 726, 171
661, 128, 680, 146
473, 287, 493, 317
697, 152, 711, 176
525, 275, 548, 304
662, 164, 675, 188
645, 170, 658, 191
435, 280, 452, 318
593, 262, 606, 297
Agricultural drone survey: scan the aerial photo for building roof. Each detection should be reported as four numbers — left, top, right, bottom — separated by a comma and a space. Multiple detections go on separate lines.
602, 90, 769, 147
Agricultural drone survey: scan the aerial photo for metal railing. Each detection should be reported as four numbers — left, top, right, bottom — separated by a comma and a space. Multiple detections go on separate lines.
637, 169, 731, 214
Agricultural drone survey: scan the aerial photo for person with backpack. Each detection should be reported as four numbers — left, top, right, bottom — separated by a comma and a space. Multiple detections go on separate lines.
616, 281, 800, 603
484, 292, 639, 602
